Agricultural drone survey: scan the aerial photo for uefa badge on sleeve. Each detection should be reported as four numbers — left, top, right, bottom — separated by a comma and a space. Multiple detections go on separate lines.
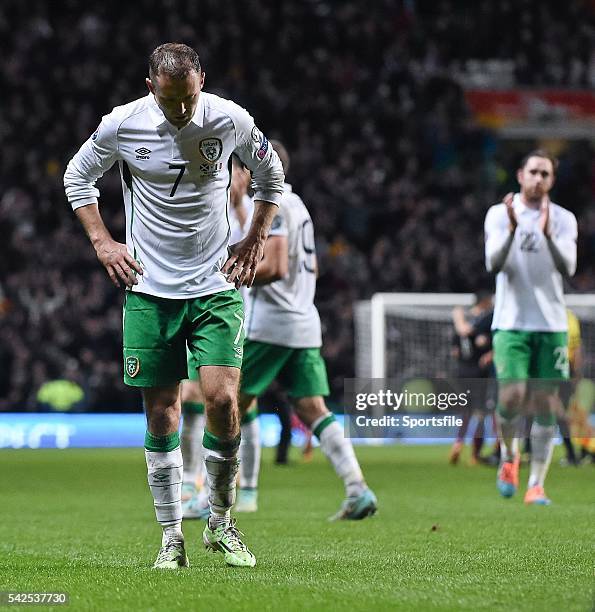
126, 356, 140, 378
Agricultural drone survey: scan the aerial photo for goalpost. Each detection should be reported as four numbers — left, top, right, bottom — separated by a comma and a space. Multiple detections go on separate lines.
355, 293, 595, 380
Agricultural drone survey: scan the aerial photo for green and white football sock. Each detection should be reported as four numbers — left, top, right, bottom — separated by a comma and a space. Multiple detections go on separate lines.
144, 431, 183, 533
313, 414, 366, 498
162, 525, 183, 544
528, 421, 556, 488
203, 430, 240, 530
239, 408, 261, 490
495, 409, 521, 463
181, 402, 205, 489
195, 481, 210, 509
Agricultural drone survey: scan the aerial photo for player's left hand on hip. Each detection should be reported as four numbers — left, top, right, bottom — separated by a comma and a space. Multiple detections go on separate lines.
223, 238, 263, 288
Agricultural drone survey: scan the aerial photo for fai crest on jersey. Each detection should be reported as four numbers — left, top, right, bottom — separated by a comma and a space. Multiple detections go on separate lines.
199, 138, 223, 163
125, 356, 140, 378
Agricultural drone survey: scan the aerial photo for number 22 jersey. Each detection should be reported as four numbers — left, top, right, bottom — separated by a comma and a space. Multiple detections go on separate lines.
484, 193, 577, 332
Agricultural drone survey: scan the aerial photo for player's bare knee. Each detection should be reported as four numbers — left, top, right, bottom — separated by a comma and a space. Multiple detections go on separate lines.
531, 389, 558, 414
205, 389, 239, 437
145, 386, 179, 407
181, 380, 202, 403
143, 385, 181, 434
499, 393, 522, 413
294, 396, 327, 427
499, 385, 525, 412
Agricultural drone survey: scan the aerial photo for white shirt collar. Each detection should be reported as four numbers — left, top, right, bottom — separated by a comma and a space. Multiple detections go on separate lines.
191, 94, 205, 127
514, 193, 540, 214
147, 92, 205, 129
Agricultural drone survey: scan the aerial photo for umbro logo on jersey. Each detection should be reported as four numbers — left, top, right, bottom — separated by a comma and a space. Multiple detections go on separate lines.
135, 147, 152, 160
234, 346, 243, 358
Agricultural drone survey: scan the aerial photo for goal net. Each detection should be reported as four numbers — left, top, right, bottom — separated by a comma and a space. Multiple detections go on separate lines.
354, 293, 595, 381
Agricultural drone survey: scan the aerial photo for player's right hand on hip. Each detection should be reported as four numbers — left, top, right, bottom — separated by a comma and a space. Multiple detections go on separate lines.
95, 239, 143, 289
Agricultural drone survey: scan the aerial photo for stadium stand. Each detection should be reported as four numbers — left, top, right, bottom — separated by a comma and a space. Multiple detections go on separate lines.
0, 0, 593, 408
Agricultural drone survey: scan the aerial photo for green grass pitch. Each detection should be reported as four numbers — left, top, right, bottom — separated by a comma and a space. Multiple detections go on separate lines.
0, 445, 593, 611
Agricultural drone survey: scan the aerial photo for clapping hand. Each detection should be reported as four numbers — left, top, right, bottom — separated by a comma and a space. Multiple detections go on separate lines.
539, 196, 551, 238
503, 192, 517, 232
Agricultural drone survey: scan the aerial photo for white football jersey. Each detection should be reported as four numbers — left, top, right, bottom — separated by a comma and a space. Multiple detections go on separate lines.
245, 183, 321, 348
485, 194, 577, 332
64, 92, 284, 298
229, 194, 254, 245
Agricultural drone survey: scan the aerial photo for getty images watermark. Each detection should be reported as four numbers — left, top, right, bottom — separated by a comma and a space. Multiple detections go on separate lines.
344, 377, 595, 439
344, 378, 492, 439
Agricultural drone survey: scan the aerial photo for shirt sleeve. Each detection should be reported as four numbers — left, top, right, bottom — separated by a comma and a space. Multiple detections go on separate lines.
484, 204, 512, 273
548, 210, 578, 277
230, 104, 285, 206
63, 111, 120, 210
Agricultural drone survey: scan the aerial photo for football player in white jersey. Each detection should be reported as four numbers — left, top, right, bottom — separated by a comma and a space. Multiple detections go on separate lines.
236, 140, 377, 520
64, 43, 285, 568
484, 150, 577, 505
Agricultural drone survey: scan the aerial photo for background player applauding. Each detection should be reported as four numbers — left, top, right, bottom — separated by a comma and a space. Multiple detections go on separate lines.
484, 150, 578, 505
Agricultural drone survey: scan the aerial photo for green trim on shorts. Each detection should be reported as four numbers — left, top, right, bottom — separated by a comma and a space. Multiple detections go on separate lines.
241, 405, 259, 425
313, 414, 336, 438
182, 401, 204, 415
202, 429, 241, 453
240, 340, 330, 398
144, 431, 180, 453
123, 289, 245, 387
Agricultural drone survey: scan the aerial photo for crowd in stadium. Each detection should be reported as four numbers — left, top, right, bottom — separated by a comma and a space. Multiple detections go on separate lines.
1, 0, 594, 410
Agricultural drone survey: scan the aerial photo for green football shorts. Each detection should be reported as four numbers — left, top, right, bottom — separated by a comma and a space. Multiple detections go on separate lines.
187, 347, 200, 382
240, 340, 330, 398
492, 330, 569, 381
123, 290, 245, 387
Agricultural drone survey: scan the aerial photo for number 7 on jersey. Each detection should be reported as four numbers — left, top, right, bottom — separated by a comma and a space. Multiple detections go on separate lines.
169, 164, 186, 197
